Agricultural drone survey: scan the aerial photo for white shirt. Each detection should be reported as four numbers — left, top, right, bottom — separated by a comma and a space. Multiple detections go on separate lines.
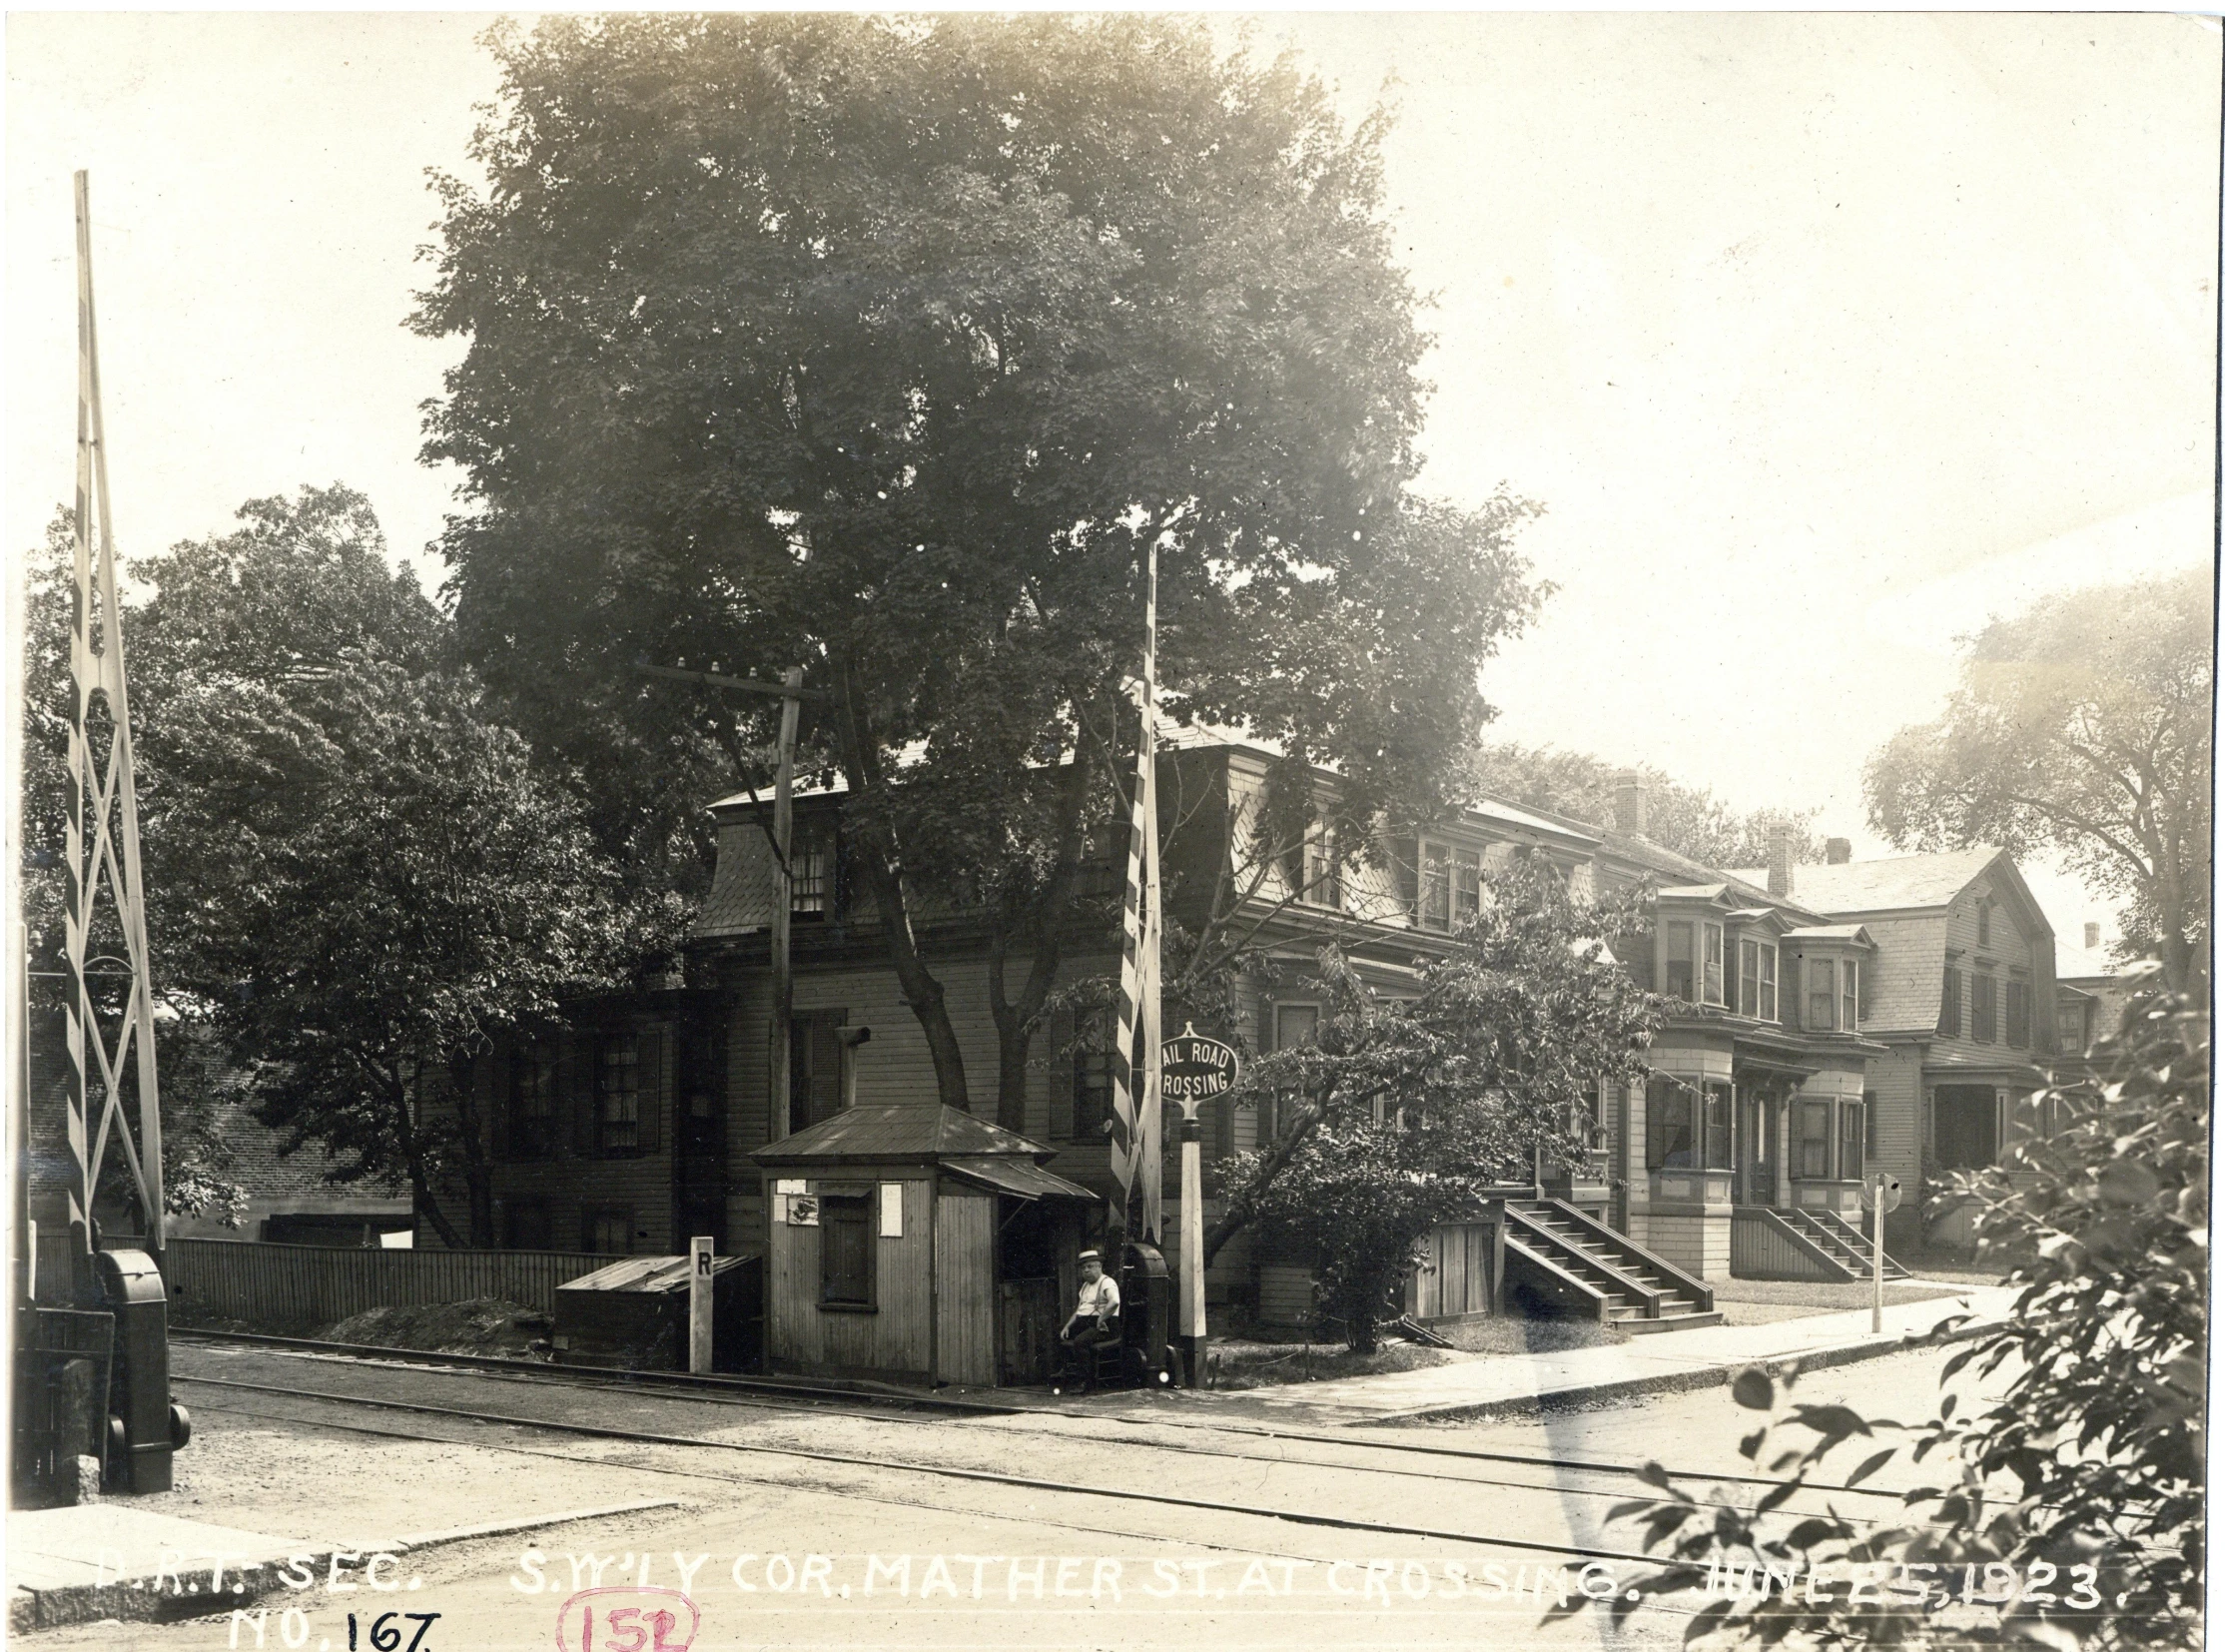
1073, 1273, 1120, 1323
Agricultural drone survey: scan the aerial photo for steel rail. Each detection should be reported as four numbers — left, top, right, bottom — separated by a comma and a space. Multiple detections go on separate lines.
171, 1372, 1687, 1570
172, 1328, 1930, 1502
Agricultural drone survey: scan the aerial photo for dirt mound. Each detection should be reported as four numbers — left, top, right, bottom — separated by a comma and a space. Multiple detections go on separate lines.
319, 1297, 550, 1358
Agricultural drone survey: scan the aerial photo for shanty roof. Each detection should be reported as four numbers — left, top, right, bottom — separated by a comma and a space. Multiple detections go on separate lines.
1725, 847, 2002, 914
752, 1104, 1056, 1165
943, 1159, 1099, 1203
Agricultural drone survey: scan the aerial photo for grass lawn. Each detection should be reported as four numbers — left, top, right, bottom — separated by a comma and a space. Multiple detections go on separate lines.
1201, 1315, 1627, 1389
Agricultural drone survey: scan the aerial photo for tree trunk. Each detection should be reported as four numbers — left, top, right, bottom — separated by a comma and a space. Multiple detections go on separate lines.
988, 739, 1097, 1133
412, 1174, 466, 1248
1201, 1091, 1330, 1266
445, 1051, 496, 1247
830, 647, 971, 1111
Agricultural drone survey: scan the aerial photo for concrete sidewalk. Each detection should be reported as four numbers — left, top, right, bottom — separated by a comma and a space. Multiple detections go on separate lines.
7, 1497, 680, 1634
1186, 1284, 2018, 1426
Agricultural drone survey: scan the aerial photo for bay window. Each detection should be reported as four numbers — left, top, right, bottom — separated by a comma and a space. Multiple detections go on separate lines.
1841, 1101, 1865, 1180
1666, 922, 1696, 1002
1808, 957, 1838, 1031
1798, 1101, 1833, 1179
1759, 945, 1778, 1021
1842, 959, 1859, 1030
1702, 923, 1725, 1006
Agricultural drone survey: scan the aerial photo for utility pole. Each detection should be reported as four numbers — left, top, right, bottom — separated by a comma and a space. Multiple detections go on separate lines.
637, 662, 819, 1141
769, 667, 803, 1140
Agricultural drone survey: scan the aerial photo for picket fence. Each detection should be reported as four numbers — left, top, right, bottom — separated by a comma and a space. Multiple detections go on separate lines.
165, 1238, 610, 1330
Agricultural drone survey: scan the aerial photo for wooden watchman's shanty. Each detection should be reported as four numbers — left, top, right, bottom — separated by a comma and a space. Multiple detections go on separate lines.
752, 1104, 1099, 1388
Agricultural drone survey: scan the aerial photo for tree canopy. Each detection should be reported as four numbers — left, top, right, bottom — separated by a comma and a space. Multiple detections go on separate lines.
1586, 986, 2207, 1650
414, 14, 1543, 1119
1865, 569, 2212, 991
23, 486, 666, 1244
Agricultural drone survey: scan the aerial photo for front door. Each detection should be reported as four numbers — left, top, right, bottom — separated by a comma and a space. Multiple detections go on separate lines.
1934, 1085, 1999, 1171
1735, 1084, 1774, 1206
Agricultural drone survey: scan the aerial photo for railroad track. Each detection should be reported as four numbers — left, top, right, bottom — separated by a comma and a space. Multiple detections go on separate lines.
172, 1366, 1679, 1570
170, 1326, 1923, 1505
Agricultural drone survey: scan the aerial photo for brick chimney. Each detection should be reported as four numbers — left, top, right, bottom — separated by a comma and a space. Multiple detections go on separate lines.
2084, 922, 2101, 950
1612, 771, 1648, 838
1768, 823, 1794, 898
1826, 837, 1852, 865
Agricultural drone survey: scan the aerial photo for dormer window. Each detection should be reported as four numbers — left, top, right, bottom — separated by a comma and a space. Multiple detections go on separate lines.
1736, 939, 1779, 1021
1414, 838, 1482, 932
1666, 921, 1695, 1001
792, 819, 835, 918
1808, 957, 1838, 1030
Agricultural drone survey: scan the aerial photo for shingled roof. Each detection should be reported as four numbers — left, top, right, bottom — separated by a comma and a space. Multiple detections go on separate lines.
752, 1104, 1056, 1164
1723, 847, 2004, 914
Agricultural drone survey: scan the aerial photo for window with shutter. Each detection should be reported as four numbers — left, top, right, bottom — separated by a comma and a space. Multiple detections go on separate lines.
1971, 974, 1997, 1043
2004, 980, 2030, 1048
594, 1035, 641, 1154
1939, 967, 1962, 1038
1073, 1008, 1115, 1139
509, 1040, 556, 1161
1269, 1003, 1320, 1142
790, 1012, 847, 1132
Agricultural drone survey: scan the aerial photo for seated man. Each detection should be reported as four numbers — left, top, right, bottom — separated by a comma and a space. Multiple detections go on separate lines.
1058, 1248, 1122, 1390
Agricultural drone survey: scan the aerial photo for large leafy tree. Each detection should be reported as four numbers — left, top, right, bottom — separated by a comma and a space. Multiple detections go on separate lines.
1866, 569, 2212, 992
414, 14, 1541, 1122
1584, 985, 2206, 1650
1208, 856, 1663, 1345
24, 486, 663, 1244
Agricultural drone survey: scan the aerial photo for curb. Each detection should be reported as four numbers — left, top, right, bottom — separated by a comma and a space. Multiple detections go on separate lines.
1342, 1313, 2004, 1429
8, 1498, 682, 1634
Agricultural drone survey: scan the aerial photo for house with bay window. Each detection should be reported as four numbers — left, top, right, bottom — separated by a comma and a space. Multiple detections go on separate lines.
458, 738, 2055, 1358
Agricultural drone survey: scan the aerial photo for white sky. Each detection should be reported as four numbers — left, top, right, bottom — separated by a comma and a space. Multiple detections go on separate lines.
7, 11, 2219, 949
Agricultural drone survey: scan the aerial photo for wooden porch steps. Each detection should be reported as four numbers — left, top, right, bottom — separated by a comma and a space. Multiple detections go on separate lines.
1501, 1200, 1719, 1331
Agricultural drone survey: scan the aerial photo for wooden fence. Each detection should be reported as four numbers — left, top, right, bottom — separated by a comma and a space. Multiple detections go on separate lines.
165, 1239, 610, 1330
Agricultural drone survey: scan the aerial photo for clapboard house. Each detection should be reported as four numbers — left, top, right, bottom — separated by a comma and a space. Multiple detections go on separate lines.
467, 739, 2061, 1359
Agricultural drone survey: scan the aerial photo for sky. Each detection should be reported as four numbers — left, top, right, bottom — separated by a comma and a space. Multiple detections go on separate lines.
7, 11, 2219, 952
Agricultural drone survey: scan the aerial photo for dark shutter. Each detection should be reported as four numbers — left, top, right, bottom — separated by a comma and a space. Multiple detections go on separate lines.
568, 1030, 595, 1157
1048, 1006, 1077, 1140
636, 1024, 663, 1153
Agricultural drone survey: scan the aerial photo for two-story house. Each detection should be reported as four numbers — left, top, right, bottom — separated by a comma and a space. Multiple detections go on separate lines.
461, 740, 2059, 1360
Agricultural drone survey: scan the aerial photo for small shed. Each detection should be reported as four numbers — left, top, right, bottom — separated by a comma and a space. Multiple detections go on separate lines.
552, 1249, 763, 1372
752, 1105, 1100, 1387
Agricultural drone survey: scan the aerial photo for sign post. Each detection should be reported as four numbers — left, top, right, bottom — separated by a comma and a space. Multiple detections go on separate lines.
1160, 1025, 1240, 1379
1862, 1174, 1901, 1333
689, 1235, 716, 1374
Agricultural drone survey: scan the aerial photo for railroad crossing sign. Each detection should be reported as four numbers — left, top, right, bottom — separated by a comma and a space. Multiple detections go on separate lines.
1861, 1174, 1903, 1214
1159, 1024, 1240, 1116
